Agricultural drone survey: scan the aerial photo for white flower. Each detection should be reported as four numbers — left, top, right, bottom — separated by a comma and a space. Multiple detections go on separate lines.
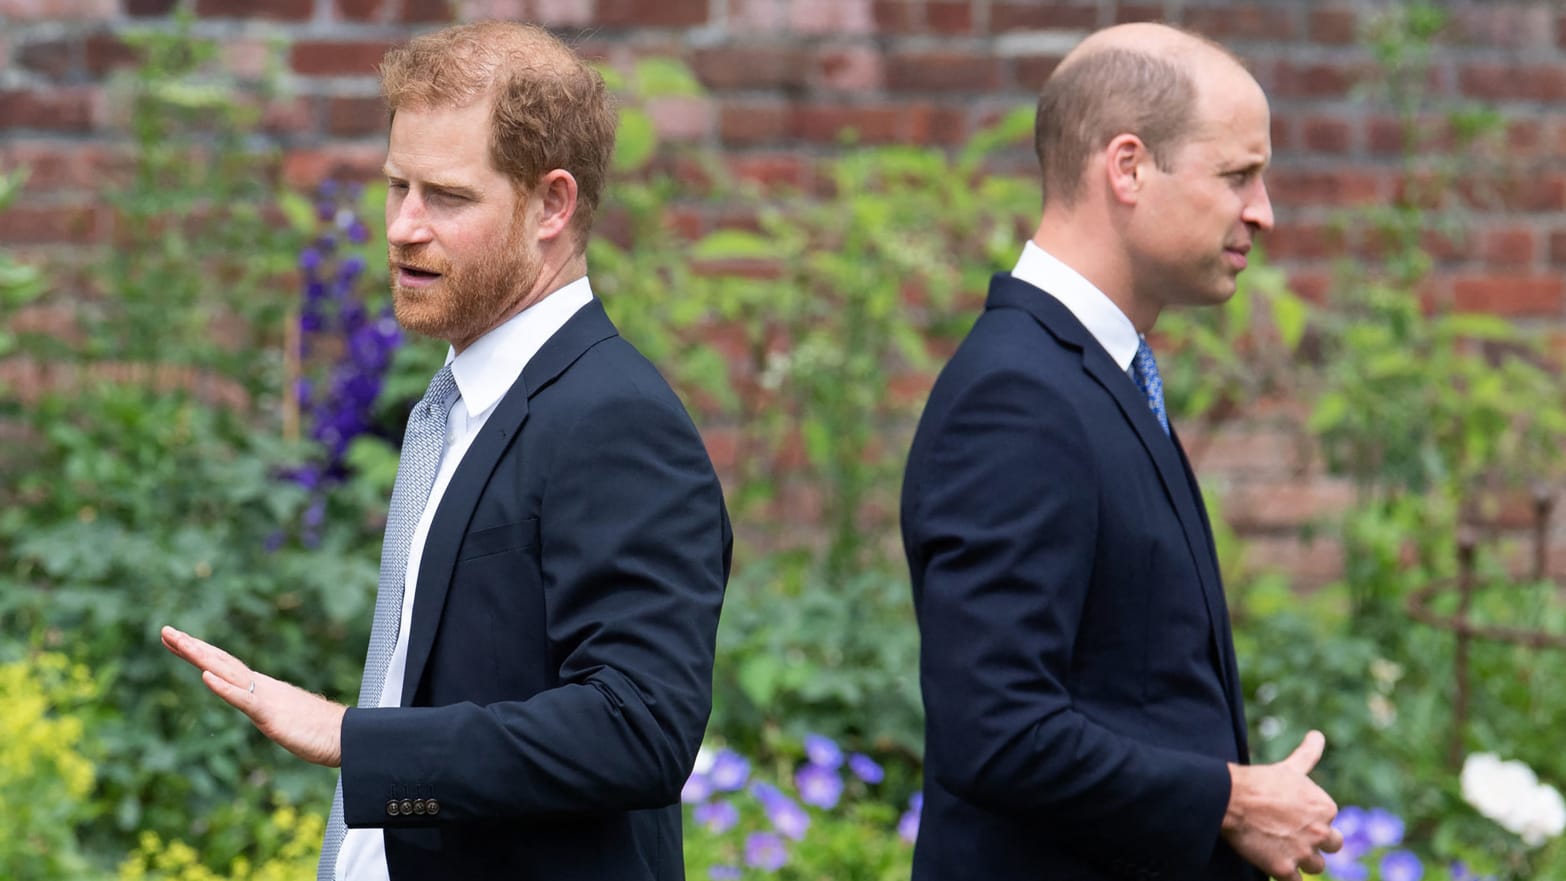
1367, 693, 1397, 729
1258, 716, 1283, 740
1461, 752, 1566, 847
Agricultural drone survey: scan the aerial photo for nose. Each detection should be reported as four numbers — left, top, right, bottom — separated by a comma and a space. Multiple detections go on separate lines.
1243, 178, 1275, 234
385, 189, 432, 247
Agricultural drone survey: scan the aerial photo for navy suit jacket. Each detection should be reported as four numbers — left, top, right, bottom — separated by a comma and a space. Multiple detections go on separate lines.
900, 274, 1260, 881
338, 300, 731, 880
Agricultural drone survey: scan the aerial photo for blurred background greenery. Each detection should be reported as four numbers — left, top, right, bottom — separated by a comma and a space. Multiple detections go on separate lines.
5, 4, 1566, 880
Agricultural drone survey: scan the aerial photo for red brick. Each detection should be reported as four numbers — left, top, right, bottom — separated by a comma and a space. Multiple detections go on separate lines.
195, 0, 313, 18
990, 2, 1096, 32
1551, 230, 1566, 266
0, 202, 107, 244
334, 0, 384, 19
325, 96, 386, 137
17, 39, 76, 81
1266, 223, 1343, 262
1287, 268, 1332, 304
1244, 535, 1344, 586
1301, 116, 1352, 153
281, 144, 388, 189
532, 0, 591, 26
871, 0, 916, 32
1114, 3, 1162, 25
0, 0, 114, 17
1496, 175, 1566, 212
1481, 227, 1536, 264
925, 0, 972, 34
1269, 60, 1360, 99
1367, 116, 1407, 155
596, 0, 708, 27
1269, 117, 1293, 151
1451, 4, 1555, 50
2, 140, 131, 191
789, 103, 904, 144
1460, 63, 1566, 101
1507, 119, 1545, 156
1224, 480, 1355, 531
1185, 4, 1297, 40
1267, 169, 1383, 207
718, 100, 789, 146
728, 153, 810, 189
0, 88, 97, 132
290, 41, 394, 77
905, 102, 968, 147
692, 46, 808, 91
1184, 428, 1305, 476
647, 96, 712, 142
124, 0, 178, 14
1452, 274, 1564, 317
1421, 229, 1476, 263
1309, 6, 1358, 44
817, 45, 882, 92
398, 0, 450, 22
886, 50, 1002, 93
790, 0, 873, 35
1014, 55, 1060, 91
261, 96, 314, 134
84, 32, 139, 76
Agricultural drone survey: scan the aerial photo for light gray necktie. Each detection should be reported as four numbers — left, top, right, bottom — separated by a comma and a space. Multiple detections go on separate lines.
319, 363, 458, 880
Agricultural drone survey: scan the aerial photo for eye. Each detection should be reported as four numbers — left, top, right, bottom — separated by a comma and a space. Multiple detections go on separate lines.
386, 179, 408, 192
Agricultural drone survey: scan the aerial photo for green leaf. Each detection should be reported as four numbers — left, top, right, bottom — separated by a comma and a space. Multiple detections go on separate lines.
690, 229, 774, 262
1272, 290, 1308, 351
634, 57, 704, 98
614, 108, 657, 173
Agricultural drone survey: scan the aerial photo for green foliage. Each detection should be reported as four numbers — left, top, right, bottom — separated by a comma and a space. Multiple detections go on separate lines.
118, 805, 325, 881
0, 653, 104, 880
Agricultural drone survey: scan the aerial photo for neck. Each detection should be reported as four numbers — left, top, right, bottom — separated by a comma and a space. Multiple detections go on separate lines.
1031, 214, 1158, 335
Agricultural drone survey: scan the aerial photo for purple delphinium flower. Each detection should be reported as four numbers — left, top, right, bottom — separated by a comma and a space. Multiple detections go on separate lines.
694, 799, 738, 833
1332, 805, 1369, 852
751, 782, 809, 840
1380, 850, 1423, 881
803, 733, 843, 770
795, 763, 843, 809
709, 749, 750, 792
708, 867, 741, 881
848, 752, 884, 784
898, 792, 922, 844
681, 772, 712, 805
1363, 808, 1404, 849
744, 832, 787, 871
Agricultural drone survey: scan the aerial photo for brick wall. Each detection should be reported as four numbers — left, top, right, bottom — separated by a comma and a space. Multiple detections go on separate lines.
4, 0, 1566, 584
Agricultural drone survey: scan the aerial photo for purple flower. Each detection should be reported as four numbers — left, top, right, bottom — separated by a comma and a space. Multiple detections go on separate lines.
694, 799, 738, 833
708, 868, 741, 881
796, 763, 843, 809
1380, 850, 1422, 881
1364, 808, 1404, 848
1333, 805, 1369, 852
709, 749, 749, 791
898, 806, 920, 844
744, 832, 787, 872
751, 782, 809, 840
347, 219, 370, 244
299, 246, 324, 274
1323, 847, 1367, 881
681, 772, 712, 805
803, 733, 842, 770
848, 753, 884, 784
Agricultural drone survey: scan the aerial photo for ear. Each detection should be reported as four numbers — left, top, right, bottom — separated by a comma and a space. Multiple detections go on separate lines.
533, 169, 579, 244
1104, 133, 1148, 206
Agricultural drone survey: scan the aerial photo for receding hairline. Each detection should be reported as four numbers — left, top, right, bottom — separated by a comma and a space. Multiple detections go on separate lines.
1056, 22, 1252, 88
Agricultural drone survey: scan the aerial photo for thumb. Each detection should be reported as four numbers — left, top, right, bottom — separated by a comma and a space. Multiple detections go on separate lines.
1282, 729, 1325, 774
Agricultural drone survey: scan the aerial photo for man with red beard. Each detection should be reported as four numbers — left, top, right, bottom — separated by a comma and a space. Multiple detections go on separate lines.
162, 22, 731, 881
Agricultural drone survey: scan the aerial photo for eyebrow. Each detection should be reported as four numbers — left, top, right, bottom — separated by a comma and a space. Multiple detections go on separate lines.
381, 166, 481, 198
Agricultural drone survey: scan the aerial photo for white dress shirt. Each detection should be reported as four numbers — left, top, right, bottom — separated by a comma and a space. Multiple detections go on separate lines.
337, 277, 595, 881
1011, 241, 1140, 372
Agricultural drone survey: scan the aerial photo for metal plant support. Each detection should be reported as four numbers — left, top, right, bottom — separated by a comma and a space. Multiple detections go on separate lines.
1406, 489, 1566, 769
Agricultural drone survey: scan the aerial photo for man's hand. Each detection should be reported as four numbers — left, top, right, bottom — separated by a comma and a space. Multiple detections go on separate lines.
161, 625, 346, 768
1221, 730, 1343, 881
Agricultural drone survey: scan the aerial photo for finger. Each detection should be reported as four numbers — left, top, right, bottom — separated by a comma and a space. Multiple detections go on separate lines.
202, 669, 259, 718
1299, 851, 1326, 876
164, 627, 254, 692
1321, 827, 1344, 853
1282, 729, 1325, 774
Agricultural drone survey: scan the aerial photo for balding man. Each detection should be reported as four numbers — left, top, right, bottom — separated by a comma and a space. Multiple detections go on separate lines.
901, 23, 1340, 881
162, 21, 731, 881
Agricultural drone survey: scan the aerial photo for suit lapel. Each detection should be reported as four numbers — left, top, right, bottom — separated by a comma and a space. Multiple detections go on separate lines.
399, 300, 620, 707
986, 274, 1239, 709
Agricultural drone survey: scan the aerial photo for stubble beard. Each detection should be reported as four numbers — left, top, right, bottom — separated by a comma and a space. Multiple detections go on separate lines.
388, 224, 542, 346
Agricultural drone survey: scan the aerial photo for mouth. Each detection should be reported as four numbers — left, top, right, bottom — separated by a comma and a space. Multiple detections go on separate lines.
396, 264, 443, 288
1223, 244, 1251, 271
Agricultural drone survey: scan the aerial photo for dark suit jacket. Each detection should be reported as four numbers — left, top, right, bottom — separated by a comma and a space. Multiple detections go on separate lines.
338, 300, 731, 880
900, 274, 1260, 881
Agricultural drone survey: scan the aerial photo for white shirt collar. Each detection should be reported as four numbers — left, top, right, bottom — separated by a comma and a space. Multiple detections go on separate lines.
445, 275, 595, 419
1012, 241, 1141, 372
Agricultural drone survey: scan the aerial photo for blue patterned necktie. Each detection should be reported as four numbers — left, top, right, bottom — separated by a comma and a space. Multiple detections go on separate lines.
319, 363, 459, 881
1131, 337, 1170, 436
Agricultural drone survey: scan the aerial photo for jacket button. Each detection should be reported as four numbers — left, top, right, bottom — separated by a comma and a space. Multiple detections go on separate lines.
413, 798, 426, 815
386, 800, 400, 816
427, 798, 440, 815
400, 799, 414, 815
